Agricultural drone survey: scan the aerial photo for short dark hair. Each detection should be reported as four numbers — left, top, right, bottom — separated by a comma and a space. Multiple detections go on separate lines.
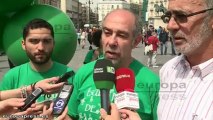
92, 29, 102, 47
23, 18, 54, 40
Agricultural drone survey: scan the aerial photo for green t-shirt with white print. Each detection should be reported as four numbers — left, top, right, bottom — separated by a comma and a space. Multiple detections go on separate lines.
68, 59, 160, 120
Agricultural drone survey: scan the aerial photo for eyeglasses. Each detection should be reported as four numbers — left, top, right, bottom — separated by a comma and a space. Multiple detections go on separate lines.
161, 8, 213, 23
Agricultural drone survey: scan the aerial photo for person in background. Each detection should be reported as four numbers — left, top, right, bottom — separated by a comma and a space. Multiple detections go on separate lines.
68, 9, 159, 120
159, 28, 168, 55
80, 29, 86, 49
144, 25, 154, 46
146, 31, 160, 67
87, 28, 93, 50
168, 32, 176, 55
157, 26, 162, 38
158, 0, 213, 119
83, 29, 103, 64
77, 29, 82, 45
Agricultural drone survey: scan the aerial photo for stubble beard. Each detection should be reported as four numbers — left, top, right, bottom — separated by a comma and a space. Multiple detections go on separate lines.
175, 18, 212, 55
26, 50, 52, 65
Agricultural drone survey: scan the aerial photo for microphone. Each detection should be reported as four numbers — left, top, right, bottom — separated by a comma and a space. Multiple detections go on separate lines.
93, 59, 115, 114
114, 68, 139, 110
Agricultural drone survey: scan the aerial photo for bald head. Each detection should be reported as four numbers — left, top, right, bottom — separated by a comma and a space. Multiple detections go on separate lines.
102, 9, 140, 39
103, 9, 135, 19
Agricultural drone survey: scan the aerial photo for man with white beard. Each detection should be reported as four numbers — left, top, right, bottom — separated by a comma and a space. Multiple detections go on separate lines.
158, 0, 213, 120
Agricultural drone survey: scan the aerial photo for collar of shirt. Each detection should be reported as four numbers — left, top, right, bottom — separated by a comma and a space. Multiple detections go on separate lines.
172, 55, 213, 79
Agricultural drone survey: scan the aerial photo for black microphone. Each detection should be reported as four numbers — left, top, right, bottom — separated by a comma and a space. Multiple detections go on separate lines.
93, 59, 115, 114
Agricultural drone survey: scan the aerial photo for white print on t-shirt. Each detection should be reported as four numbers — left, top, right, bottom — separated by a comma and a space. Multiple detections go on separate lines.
78, 88, 116, 120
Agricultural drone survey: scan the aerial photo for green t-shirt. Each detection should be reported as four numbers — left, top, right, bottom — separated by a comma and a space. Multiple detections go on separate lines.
83, 50, 95, 64
68, 59, 160, 120
0, 62, 74, 102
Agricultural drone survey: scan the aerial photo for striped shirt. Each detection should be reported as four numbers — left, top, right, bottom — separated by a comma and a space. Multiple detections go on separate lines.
158, 55, 213, 120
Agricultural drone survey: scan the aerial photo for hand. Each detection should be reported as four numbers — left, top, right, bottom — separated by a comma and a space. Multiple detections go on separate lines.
35, 77, 64, 94
33, 102, 70, 120
0, 98, 25, 115
57, 107, 71, 120
30, 100, 52, 115
0, 98, 36, 116
119, 109, 141, 120
100, 103, 120, 120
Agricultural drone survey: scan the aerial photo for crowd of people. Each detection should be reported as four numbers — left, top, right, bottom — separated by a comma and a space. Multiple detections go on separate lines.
142, 24, 177, 68
77, 27, 98, 50
0, 0, 212, 119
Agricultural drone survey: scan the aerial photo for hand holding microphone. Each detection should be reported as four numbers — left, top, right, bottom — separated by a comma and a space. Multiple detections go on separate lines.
114, 68, 139, 111
100, 103, 141, 120
93, 59, 115, 115
114, 68, 140, 120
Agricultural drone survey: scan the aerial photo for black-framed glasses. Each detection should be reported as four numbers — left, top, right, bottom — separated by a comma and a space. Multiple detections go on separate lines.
161, 8, 213, 23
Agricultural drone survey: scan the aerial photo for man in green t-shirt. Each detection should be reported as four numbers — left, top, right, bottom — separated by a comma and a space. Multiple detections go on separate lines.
83, 29, 103, 64
0, 19, 74, 103
68, 9, 160, 120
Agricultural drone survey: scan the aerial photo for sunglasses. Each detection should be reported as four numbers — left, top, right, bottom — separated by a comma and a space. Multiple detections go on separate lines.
161, 8, 213, 23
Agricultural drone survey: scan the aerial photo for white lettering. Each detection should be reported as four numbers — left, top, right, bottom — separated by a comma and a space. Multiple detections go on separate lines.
94, 68, 103, 73
85, 104, 98, 113
116, 74, 131, 80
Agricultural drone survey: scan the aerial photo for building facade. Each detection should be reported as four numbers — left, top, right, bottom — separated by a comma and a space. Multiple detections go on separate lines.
69, 0, 83, 29
97, 0, 130, 27
37, 0, 60, 8
147, 0, 168, 28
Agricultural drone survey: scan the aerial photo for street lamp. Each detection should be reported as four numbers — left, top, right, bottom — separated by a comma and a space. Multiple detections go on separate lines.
77, 1, 80, 30
86, 0, 93, 28
96, 5, 99, 27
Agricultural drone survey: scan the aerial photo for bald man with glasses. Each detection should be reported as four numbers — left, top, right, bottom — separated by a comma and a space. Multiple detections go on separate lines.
158, 0, 213, 120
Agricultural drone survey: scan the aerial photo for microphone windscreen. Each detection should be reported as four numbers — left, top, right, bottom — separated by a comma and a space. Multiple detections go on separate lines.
115, 68, 135, 93
93, 59, 115, 89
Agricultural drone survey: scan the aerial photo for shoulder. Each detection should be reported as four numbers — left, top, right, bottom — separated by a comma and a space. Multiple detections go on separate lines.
74, 60, 96, 84
160, 55, 182, 76
84, 50, 95, 63
148, 36, 153, 39
0, 63, 29, 90
88, 50, 95, 54
85, 50, 95, 59
76, 60, 95, 74
4, 63, 29, 76
130, 59, 159, 82
52, 62, 74, 74
53, 61, 71, 68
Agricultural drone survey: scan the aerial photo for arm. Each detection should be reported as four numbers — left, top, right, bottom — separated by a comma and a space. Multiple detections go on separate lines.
0, 77, 64, 100
67, 71, 81, 120
0, 98, 35, 116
